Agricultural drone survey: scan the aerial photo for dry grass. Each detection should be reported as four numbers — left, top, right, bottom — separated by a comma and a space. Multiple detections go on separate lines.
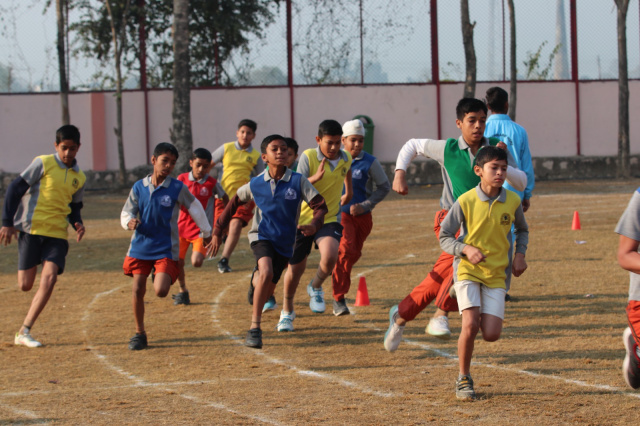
1, 179, 639, 425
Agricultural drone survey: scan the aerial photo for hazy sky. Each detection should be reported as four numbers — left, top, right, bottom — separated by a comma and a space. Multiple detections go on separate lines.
1, 0, 638, 91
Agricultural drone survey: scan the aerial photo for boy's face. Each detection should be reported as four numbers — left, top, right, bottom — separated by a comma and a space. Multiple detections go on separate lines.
237, 125, 256, 149
54, 139, 80, 167
286, 147, 298, 168
262, 139, 288, 168
315, 134, 342, 160
456, 110, 487, 146
190, 157, 212, 180
151, 152, 178, 179
474, 158, 508, 189
342, 134, 364, 158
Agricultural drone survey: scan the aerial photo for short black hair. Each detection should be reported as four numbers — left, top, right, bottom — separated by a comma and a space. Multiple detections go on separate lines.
318, 119, 343, 138
56, 124, 81, 145
260, 134, 286, 154
238, 119, 257, 132
475, 145, 508, 168
456, 98, 488, 120
485, 87, 509, 113
192, 148, 212, 162
153, 142, 179, 159
284, 137, 299, 154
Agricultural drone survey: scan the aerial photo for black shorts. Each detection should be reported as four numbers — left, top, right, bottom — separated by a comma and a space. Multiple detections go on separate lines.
18, 232, 69, 275
288, 222, 343, 265
251, 240, 290, 284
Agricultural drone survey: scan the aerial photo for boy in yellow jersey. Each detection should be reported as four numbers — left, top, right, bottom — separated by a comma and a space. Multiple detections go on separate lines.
1, 125, 86, 348
211, 119, 264, 273
277, 120, 353, 332
439, 146, 528, 400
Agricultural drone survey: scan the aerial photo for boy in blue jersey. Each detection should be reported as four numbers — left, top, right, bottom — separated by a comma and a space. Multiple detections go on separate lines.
121, 142, 212, 350
209, 135, 327, 349
1, 124, 86, 348
439, 146, 528, 400
331, 119, 390, 315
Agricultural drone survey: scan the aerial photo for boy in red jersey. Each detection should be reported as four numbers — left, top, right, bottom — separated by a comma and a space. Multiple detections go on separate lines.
175, 148, 227, 305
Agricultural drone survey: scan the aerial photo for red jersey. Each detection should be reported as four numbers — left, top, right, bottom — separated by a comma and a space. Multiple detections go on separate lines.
177, 172, 224, 239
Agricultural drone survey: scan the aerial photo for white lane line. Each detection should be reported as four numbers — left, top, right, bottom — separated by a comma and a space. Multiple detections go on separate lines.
82, 285, 282, 425
211, 281, 398, 398
0, 401, 42, 421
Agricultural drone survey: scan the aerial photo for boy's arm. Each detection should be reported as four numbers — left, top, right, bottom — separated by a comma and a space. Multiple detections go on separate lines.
2, 176, 30, 228
520, 131, 535, 206
121, 187, 140, 230
215, 181, 229, 203
253, 157, 265, 176
439, 202, 486, 264
615, 191, 640, 273
340, 169, 353, 206
68, 185, 86, 242
211, 145, 225, 166
393, 138, 444, 195
505, 165, 527, 192
357, 159, 390, 214
512, 204, 529, 277
299, 176, 328, 235
618, 236, 640, 274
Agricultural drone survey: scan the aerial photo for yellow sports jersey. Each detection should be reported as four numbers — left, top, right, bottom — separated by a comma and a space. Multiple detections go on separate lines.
14, 154, 86, 240
219, 142, 262, 199
299, 147, 352, 225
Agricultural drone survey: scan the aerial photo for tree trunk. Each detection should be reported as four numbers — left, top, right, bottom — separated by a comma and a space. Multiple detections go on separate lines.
460, 0, 476, 98
56, 0, 70, 124
507, 0, 517, 121
172, 0, 193, 174
615, 0, 630, 178
105, 0, 129, 187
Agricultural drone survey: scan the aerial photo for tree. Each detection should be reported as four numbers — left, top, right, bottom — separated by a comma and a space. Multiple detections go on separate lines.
56, 0, 70, 124
171, 0, 193, 174
507, 0, 517, 121
614, 0, 630, 178
460, 0, 476, 98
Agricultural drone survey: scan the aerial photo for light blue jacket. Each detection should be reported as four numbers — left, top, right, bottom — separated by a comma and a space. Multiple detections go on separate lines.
484, 114, 535, 200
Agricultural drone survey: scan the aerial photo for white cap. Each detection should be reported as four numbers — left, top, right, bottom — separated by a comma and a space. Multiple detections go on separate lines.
342, 119, 366, 137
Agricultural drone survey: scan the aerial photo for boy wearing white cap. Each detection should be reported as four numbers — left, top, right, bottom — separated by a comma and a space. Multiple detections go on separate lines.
331, 119, 390, 315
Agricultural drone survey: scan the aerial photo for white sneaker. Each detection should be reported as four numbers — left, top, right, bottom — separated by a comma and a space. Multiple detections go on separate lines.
307, 282, 325, 313
276, 311, 296, 332
622, 327, 640, 389
384, 305, 404, 352
427, 316, 451, 340
14, 332, 43, 348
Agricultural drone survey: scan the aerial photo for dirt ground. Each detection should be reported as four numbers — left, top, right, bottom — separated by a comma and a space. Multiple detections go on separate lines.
1, 179, 640, 425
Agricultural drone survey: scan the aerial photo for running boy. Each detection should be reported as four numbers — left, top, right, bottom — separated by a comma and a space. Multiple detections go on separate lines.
174, 148, 227, 305
615, 187, 640, 389
279, 120, 352, 331
121, 142, 212, 350
331, 119, 390, 315
210, 135, 327, 348
1, 124, 86, 348
212, 119, 264, 273
439, 146, 528, 400
384, 98, 527, 351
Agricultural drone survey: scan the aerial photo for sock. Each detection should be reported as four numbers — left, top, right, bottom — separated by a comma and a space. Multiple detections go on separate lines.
311, 270, 330, 289
22, 325, 31, 335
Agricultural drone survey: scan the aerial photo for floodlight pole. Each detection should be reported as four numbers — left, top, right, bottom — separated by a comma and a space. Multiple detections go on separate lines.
430, 0, 441, 140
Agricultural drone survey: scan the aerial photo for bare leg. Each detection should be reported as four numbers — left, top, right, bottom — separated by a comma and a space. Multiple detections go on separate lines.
19, 261, 58, 333
177, 259, 187, 293
479, 313, 503, 342
132, 274, 148, 334
458, 307, 480, 376
153, 272, 172, 298
309, 237, 339, 290
221, 219, 243, 261
283, 258, 307, 313
431, 308, 450, 319
251, 257, 274, 329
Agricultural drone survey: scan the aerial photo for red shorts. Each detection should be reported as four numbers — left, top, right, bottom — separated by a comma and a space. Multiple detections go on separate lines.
179, 237, 206, 259
214, 198, 255, 227
123, 256, 180, 283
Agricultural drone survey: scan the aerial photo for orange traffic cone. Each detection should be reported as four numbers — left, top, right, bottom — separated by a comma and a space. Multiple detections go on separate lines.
355, 276, 370, 306
572, 211, 581, 230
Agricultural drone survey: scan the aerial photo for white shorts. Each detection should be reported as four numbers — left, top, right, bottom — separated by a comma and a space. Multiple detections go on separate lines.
454, 280, 507, 320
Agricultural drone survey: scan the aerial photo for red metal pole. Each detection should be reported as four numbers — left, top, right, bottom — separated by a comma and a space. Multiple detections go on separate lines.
430, 0, 441, 139
570, 0, 580, 155
138, 0, 150, 162
287, 0, 295, 139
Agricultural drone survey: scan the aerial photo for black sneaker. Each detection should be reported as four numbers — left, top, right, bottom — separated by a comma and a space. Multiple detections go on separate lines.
455, 375, 476, 400
332, 298, 350, 316
505, 293, 512, 302
244, 328, 263, 349
218, 257, 232, 274
248, 266, 258, 305
172, 291, 190, 305
128, 333, 148, 351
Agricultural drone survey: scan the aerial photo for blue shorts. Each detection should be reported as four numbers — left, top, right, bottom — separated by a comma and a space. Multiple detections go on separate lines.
18, 232, 69, 274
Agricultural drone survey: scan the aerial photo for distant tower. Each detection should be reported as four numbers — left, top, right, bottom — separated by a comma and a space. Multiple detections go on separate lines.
554, 0, 570, 79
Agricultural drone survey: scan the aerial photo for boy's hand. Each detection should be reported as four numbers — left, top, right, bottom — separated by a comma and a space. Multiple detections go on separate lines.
207, 235, 221, 258
522, 198, 530, 213
298, 224, 318, 237
127, 219, 141, 230
462, 245, 486, 264
309, 158, 326, 183
393, 170, 409, 195
203, 235, 212, 247
350, 204, 365, 216
496, 141, 507, 151
512, 253, 528, 277
0, 226, 18, 246
340, 193, 349, 206
74, 223, 85, 242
